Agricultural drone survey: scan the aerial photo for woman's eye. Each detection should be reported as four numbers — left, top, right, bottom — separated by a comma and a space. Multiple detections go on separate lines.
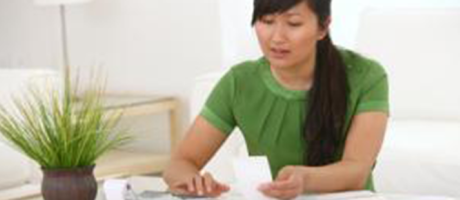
288, 22, 302, 27
261, 18, 274, 25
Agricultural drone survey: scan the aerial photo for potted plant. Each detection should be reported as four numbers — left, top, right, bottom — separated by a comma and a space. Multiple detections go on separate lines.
0, 74, 131, 200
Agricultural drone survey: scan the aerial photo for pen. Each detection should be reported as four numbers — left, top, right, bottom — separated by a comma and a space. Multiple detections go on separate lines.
126, 183, 140, 200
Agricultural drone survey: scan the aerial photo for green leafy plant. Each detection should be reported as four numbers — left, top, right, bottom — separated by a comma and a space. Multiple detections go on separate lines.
0, 75, 131, 169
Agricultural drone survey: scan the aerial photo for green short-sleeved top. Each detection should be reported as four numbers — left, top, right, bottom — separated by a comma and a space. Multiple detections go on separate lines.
200, 49, 389, 191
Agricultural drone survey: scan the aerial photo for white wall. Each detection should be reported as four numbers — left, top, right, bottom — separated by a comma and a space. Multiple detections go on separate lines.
218, 0, 259, 69
332, 0, 460, 48
0, 0, 60, 69
67, 0, 221, 96
218, 0, 460, 68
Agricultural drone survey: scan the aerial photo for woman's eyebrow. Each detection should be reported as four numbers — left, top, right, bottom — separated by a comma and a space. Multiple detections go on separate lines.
285, 12, 302, 17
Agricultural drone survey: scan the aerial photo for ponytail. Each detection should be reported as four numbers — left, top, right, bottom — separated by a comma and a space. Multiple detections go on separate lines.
303, 34, 349, 166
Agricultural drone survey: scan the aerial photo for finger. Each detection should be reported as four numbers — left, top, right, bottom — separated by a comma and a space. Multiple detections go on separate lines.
168, 184, 187, 194
172, 180, 186, 189
259, 181, 301, 199
170, 187, 192, 196
276, 166, 295, 181
262, 187, 300, 200
193, 175, 205, 196
203, 173, 231, 197
170, 181, 195, 196
212, 178, 230, 192
205, 183, 228, 198
258, 180, 295, 191
207, 189, 226, 198
203, 173, 230, 193
186, 178, 195, 193
203, 172, 215, 193
216, 182, 230, 192
271, 178, 297, 190
171, 180, 192, 193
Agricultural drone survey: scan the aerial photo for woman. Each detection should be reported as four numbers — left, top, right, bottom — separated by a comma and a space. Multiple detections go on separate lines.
163, 0, 389, 199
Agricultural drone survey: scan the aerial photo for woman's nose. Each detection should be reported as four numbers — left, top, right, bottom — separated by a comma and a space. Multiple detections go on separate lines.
270, 24, 287, 45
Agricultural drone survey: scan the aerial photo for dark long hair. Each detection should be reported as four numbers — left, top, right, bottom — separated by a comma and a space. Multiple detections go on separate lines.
252, 0, 349, 166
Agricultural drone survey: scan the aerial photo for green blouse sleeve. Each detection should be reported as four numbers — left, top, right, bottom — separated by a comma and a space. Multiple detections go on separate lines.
356, 63, 390, 114
200, 70, 237, 135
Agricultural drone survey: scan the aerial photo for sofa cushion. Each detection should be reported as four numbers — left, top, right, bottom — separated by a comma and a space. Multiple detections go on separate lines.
375, 120, 460, 198
0, 142, 32, 189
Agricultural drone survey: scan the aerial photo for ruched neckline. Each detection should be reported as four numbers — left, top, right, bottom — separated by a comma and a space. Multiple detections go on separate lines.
259, 58, 309, 101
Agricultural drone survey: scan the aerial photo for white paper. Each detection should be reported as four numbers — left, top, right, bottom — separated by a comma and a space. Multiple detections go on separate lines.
380, 194, 457, 200
299, 190, 377, 200
232, 156, 276, 200
103, 179, 128, 200
128, 176, 168, 193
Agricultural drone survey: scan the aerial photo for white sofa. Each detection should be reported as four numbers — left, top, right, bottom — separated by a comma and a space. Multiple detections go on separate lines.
0, 69, 58, 200
190, 8, 460, 199
355, 8, 460, 198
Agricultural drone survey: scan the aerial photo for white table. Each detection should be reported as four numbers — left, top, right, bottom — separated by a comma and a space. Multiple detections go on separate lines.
96, 176, 458, 200
29, 176, 458, 200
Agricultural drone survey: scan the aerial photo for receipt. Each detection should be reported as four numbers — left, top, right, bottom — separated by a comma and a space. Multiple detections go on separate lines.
103, 179, 128, 200
232, 156, 276, 200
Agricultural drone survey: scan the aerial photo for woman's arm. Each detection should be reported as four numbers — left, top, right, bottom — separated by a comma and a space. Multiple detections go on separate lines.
163, 116, 230, 196
303, 111, 388, 191
260, 112, 388, 198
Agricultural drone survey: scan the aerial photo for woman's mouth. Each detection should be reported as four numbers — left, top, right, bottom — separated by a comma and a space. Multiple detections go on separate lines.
270, 48, 290, 59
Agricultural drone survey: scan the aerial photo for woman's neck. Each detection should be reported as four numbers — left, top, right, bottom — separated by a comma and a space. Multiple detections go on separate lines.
271, 57, 315, 91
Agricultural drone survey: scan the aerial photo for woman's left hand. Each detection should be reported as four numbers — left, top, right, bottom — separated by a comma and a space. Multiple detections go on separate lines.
258, 165, 306, 200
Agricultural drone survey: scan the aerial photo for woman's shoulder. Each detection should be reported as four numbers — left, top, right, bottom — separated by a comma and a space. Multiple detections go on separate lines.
339, 48, 387, 82
224, 58, 267, 78
230, 58, 265, 72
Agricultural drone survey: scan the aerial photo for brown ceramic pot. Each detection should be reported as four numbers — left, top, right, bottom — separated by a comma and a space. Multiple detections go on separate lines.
41, 165, 97, 200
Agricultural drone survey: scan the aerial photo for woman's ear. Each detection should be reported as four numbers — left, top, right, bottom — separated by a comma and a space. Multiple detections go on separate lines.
318, 16, 331, 40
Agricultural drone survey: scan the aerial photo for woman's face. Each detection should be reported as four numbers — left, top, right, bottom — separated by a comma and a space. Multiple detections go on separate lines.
255, 2, 328, 70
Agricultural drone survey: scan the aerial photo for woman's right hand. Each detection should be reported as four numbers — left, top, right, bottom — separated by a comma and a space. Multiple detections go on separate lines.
168, 172, 230, 198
